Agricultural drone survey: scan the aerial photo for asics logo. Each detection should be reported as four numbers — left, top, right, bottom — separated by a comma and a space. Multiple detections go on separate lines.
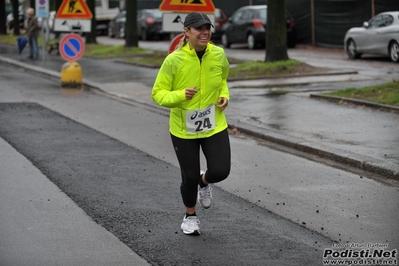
190, 108, 212, 120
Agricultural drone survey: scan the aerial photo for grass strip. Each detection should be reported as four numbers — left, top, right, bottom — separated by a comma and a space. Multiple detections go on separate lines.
325, 80, 399, 106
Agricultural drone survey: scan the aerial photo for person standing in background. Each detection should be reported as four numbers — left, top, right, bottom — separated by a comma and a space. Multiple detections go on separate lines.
152, 12, 231, 235
25, 8, 40, 60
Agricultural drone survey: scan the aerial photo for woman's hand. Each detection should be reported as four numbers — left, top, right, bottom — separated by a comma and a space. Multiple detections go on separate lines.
216, 97, 229, 111
185, 87, 197, 100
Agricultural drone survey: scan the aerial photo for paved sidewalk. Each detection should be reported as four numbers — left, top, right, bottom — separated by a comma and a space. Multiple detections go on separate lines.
0, 44, 398, 180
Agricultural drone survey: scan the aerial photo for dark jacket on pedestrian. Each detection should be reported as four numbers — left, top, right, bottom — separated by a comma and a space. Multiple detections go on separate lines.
25, 16, 40, 38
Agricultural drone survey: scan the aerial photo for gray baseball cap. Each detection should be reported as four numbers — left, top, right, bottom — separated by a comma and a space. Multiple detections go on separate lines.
184, 12, 214, 28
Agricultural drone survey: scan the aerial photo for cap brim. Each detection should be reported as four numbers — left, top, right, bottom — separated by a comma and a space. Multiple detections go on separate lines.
190, 20, 214, 28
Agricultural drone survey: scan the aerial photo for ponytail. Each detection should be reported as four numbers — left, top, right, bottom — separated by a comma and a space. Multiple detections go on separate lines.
177, 33, 188, 50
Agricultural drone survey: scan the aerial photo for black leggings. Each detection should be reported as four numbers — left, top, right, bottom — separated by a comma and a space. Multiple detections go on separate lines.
171, 129, 231, 208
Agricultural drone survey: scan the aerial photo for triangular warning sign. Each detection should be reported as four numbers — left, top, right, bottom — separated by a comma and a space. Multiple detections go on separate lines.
56, 0, 93, 19
159, 0, 215, 13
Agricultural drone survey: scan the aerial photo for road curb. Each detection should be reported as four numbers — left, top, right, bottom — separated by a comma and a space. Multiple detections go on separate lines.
0, 55, 61, 80
230, 121, 399, 180
227, 70, 359, 82
310, 94, 399, 114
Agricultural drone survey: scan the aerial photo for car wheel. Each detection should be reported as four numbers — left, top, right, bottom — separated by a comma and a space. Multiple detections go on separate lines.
389, 41, 399, 63
141, 29, 148, 41
221, 34, 231, 48
346, 39, 361, 59
247, 34, 256, 50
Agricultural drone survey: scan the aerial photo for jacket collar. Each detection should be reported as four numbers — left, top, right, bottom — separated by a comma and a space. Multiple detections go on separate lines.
182, 42, 213, 55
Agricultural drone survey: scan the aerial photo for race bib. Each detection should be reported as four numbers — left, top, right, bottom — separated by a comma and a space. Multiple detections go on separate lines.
186, 105, 216, 134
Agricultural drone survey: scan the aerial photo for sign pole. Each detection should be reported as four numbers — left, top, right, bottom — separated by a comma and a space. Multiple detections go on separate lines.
36, 0, 49, 62
42, 22, 46, 62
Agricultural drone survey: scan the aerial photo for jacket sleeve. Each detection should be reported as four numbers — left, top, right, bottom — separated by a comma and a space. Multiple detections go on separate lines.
152, 57, 187, 108
218, 52, 230, 100
26, 17, 39, 37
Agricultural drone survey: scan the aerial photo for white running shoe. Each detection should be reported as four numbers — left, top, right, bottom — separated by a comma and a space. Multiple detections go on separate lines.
181, 215, 200, 235
198, 184, 213, 209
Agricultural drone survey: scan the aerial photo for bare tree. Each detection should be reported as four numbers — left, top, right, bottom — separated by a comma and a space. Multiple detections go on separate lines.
265, 0, 288, 62
125, 0, 138, 47
85, 0, 97, 44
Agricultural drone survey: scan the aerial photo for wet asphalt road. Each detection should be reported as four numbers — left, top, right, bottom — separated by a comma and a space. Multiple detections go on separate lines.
0, 84, 332, 265
1, 42, 398, 178
1, 55, 398, 265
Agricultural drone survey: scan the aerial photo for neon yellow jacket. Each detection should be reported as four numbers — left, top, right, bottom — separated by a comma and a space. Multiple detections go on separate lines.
152, 42, 230, 139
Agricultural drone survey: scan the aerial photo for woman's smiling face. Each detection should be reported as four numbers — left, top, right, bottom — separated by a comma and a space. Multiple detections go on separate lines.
185, 24, 212, 51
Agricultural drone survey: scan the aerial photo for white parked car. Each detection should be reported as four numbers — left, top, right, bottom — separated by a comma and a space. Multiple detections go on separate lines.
344, 11, 399, 63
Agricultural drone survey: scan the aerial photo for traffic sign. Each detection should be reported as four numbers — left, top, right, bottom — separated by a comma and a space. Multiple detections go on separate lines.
162, 13, 215, 32
59, 34, 85, 61
36, 0, 49, 18
56, 0, 93, 19
159, 0, 215, 13
169, 33, 185, 54
54, 19, 91, 32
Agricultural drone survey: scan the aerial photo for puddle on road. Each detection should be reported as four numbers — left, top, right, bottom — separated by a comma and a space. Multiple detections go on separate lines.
263, 90, 290, 97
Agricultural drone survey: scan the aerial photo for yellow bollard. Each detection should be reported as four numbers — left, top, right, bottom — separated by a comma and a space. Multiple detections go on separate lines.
61, 61, 83, 89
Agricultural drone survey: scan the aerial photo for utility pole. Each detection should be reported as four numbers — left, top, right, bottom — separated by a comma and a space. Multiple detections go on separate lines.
371, 0, 375, 17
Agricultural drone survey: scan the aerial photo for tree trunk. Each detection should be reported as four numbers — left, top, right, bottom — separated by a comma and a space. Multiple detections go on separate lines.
85, 0, 97, 44
125, 0, 138, 47
265, 0, 288, 62
12, 0, 20, 35
0, 0, 6, 35
53, 0, 63, 13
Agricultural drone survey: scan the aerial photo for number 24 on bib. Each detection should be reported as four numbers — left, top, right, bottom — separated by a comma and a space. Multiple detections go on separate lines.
186, 105, 216, 134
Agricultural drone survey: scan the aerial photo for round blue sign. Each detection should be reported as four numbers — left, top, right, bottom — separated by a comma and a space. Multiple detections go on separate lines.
59, 34, 85, 61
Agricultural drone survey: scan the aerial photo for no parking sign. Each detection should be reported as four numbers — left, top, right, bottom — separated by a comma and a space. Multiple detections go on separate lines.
36, 0, 49, 18
169, 33, 185, 54
59, 34, 85, 61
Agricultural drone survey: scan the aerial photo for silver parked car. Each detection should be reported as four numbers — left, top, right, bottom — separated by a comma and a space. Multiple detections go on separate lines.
344, 11, 399, 63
